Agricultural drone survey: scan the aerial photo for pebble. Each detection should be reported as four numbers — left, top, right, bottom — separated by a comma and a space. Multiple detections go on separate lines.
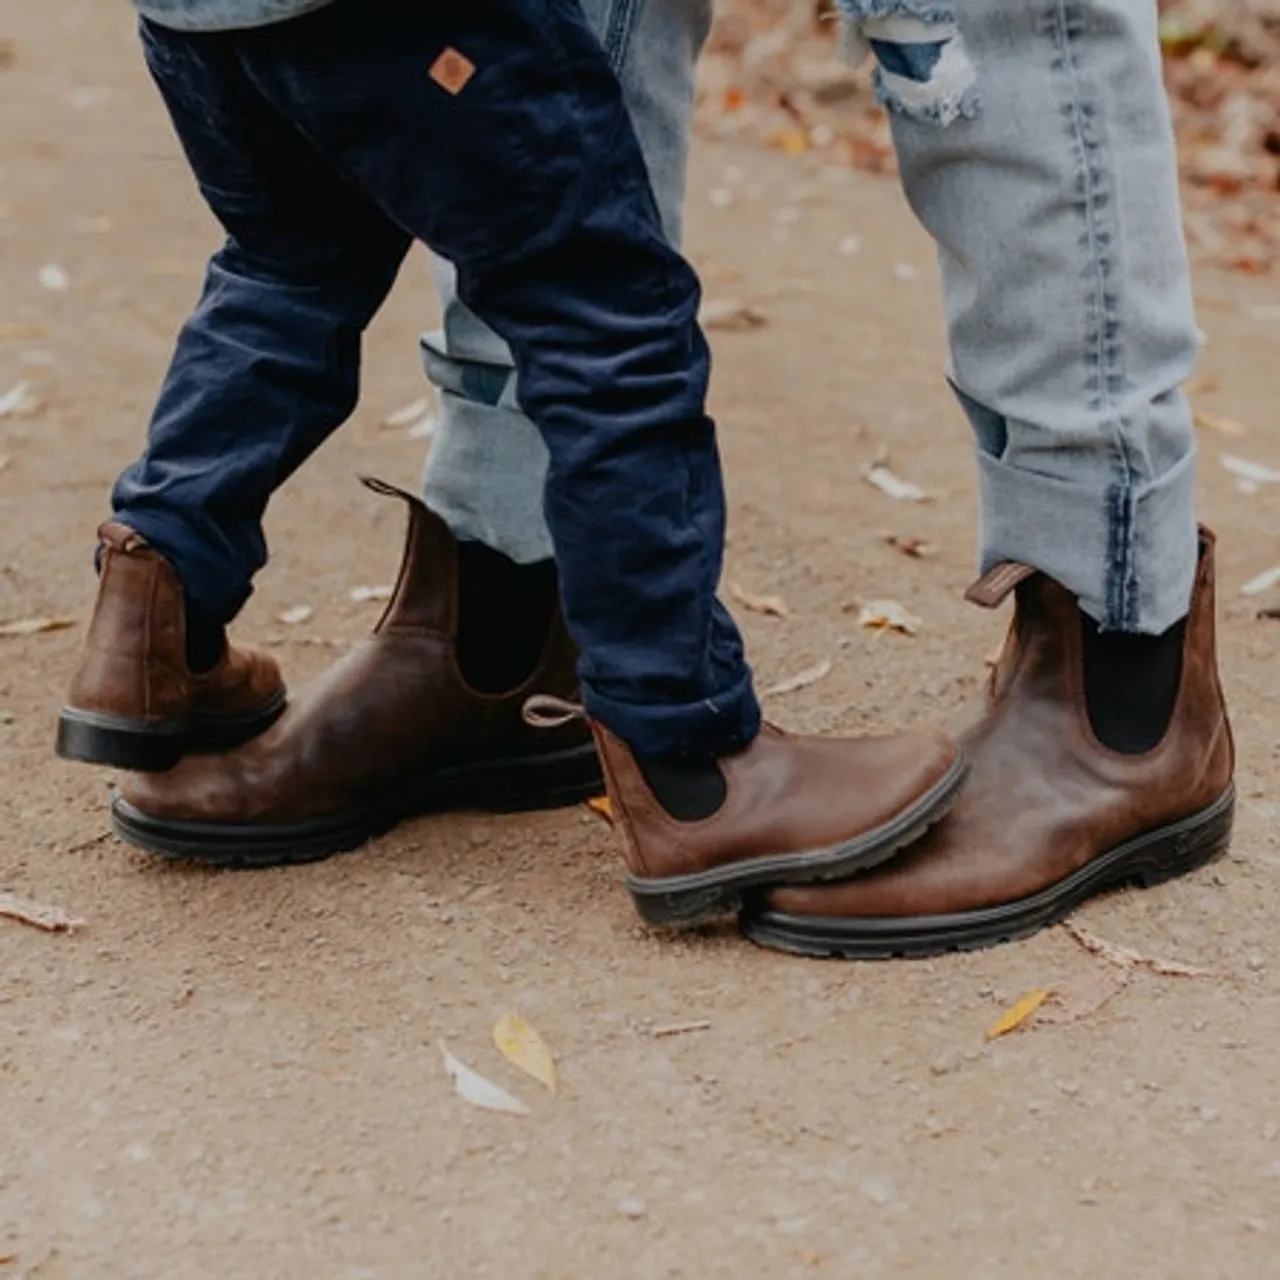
617, 1197, 648, 1219
930, 1051, 964, 1078
1247, 955, 1266, 972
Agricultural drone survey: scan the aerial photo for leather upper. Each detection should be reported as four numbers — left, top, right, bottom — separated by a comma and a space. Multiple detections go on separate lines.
767, 531, 1234, 919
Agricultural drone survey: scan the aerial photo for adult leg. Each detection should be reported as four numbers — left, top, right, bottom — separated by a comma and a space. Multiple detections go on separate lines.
743, 0, 1235, 958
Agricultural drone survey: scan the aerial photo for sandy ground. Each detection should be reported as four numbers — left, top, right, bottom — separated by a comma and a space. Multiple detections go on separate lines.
3, 4, 1280, 1277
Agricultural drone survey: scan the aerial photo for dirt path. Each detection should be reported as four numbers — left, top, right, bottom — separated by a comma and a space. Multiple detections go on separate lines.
3, 5, 1280, 1277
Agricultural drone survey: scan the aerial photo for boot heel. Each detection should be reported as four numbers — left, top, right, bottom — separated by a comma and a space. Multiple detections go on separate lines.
1136, 783, 1235, 889
56, 709, 183, 772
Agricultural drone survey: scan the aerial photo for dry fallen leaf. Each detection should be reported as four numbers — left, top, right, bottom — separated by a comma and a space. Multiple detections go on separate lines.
1036, 970, 1131, 1027
0, 455, 10, 474
1221, 454, 1280, 485
1184, 376, 1221, 396
986, 988, 1053, 1040
652, 1020, 711, 1039
586, 795, 613, 823
730, 582, 789, 619
862, 459, 930, 503
381, 397, 431, 429
0, 39, 15, 70
857, 600, 922, 636
349, 584, 393, 604
493, 1012, 558, 1095
765, 127, 809, 157
0, 381, 42, 419
1193, 408, 1247, 438
1241, 567, 1280, 597
1063, 921, 1210, 977
762, 658, 833, 698
883, 533, 932, 559
0, 616, 75, 638
439, 1042, 530, 1116
38, 264, 70, 293
0, 892, 85, 933
701, 299, 768, 332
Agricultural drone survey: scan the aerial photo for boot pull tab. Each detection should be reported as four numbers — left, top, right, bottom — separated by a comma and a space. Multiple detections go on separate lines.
965, 562, 1036, 609
523, 694, 585, 730
359, 475, 459, 634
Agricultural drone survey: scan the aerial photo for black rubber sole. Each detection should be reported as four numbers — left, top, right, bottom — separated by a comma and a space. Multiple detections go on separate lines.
56, 688, 288, 772
109, 741, 605, 868
738, 783, 1237, 959
627, 754, 970, 929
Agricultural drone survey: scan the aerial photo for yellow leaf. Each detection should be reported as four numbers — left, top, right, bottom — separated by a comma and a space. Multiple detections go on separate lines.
768, 128, 810, 157
0, 616, 75, 638
587, 795, 613, 822
493, 1012, 557, 1094
986, 988, 1052, 1040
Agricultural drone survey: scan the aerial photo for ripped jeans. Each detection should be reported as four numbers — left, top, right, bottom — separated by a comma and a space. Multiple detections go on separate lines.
423, 0, 1199, 634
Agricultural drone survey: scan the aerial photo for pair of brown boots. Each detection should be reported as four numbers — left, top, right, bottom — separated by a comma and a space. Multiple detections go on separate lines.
58, 483, 1235, 957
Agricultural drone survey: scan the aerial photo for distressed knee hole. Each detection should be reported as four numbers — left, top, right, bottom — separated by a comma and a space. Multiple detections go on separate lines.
838, 5, 979, 126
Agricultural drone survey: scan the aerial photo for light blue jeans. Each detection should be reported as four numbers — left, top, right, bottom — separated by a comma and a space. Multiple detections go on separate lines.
422, 0, 1199, 634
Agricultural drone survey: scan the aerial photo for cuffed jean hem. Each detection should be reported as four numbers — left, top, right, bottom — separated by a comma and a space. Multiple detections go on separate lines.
976, 444, 1198, 636
419, 336, 555, 564
583, 676, 762, 760
112, 505, 250, 623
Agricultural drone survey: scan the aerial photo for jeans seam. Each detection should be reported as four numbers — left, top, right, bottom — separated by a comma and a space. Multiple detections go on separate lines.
1049, 0, 1137, 628
603, 0, 643, 73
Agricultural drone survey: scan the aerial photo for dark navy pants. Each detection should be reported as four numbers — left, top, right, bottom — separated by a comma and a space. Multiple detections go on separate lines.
114, 0, 760, 758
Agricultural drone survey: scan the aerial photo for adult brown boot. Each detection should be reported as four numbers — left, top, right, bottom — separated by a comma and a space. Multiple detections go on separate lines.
56, 523, 285, 772
741, 531, 1235, 958
585, 717, 966, 928
110, 480, 601, 867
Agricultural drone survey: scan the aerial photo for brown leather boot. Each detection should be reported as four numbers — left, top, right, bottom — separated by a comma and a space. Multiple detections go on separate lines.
110, 480, 601, 867
589, 717, 966, 928
741, 531, 1236, 958
56, 523, 285, 772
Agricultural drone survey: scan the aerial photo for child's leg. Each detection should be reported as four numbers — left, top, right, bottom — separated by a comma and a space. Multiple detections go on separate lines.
238, 0, 757, 760
112, 23, 413, 627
